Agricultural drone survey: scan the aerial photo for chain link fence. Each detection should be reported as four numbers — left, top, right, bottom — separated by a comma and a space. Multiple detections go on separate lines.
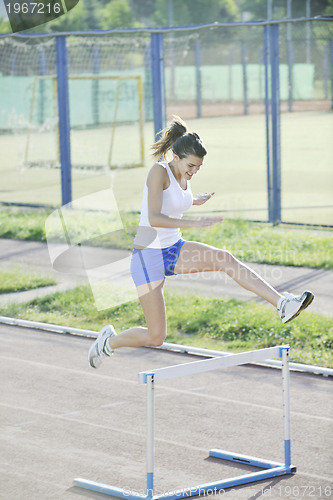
0, 19, 332, 224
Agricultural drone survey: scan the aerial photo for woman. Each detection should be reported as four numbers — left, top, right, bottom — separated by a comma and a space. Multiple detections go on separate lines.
88, 116, 314, 369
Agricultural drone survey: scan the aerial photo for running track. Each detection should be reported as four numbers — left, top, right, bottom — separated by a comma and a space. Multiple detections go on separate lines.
0, 324, 332, 499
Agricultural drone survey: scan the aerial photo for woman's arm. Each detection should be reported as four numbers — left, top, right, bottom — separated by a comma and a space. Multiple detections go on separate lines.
147, 166, 223, 229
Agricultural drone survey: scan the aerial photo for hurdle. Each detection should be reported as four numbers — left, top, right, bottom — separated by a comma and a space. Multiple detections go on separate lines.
74, 345, 296, 498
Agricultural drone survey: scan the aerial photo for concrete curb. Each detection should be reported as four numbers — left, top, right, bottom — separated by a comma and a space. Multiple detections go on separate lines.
1, 315, 332, 377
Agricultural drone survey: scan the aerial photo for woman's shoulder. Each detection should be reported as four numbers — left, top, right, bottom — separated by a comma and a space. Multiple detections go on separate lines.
150, 161, 168, 172
147, 162, 169, 186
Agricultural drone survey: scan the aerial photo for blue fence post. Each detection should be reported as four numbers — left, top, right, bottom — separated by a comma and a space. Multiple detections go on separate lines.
195, 40, 202, 118
331, 40, 333, 110
228, 49, 233, 101
323, 43, 328, 100
39, 47, 46, 127
263, 25, 272, 223
286, 6, 293, 113
242, 42, 248, 115
270, 24, 281, 224
55, 36, 72, 206
38, 46, 46, 125
287, 37, 293, 112
258, 47, 263, 100
150, 32, 166, 140
92, 44, 100, 126
144, 42, 153, 121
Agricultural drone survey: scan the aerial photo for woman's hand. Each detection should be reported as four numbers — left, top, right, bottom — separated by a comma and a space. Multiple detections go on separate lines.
193, 215, 224, 228
193, 192, 215, 206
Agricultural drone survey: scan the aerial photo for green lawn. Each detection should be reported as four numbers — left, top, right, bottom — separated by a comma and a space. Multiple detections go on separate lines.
0, 268, 56, 294
0, 285, 331, 368
1, 207, 332, 268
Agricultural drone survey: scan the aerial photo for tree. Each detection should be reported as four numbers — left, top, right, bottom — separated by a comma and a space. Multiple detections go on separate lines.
0, 18, 12, 34
132, 0, 157, 23
239, 0, 333, 20
44, 0, 90, 31
100, 0, 132, 29
83, 0, 101, 30
153, 0, 238, 26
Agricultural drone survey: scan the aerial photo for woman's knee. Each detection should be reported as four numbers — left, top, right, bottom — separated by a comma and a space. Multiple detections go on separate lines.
147, 329, 166, 347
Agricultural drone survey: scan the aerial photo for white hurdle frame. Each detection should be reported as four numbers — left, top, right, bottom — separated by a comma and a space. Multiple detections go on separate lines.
74, 345, 296, 498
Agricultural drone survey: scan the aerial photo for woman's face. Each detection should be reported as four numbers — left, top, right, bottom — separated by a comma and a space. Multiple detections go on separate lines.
174, 154, 203, 181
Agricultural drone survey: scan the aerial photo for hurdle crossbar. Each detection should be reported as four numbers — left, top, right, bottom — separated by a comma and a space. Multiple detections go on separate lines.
138, 345, 282, 384
74, 345, 296, 498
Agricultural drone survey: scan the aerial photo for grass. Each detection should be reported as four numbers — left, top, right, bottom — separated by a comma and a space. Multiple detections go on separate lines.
0, 285, 332, 368
0, 268, 56, 294
182, 218, 333, 269
0, 207, 49, 242
0, 206, 332, 268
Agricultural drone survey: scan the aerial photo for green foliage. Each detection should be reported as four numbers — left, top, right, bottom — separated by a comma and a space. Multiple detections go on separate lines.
0, 17, 11, 34
0, 208, 49, 241
132, 0, 157, 22
0, 268, 56, 293
182, 219, 333, 269
100, 0, 132, 29
1, 285, 331, 367
0, 0, 331, 35
239, 0, 332, 19
47, 0, 89, 32
154, 0, 237, 26
1, 208, 332, 268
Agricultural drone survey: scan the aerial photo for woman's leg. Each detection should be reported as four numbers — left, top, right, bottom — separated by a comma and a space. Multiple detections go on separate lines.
108, 279, 167, 350
174, 241, 282, 307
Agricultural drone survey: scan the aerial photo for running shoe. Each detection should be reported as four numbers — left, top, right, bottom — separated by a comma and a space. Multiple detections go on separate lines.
88, 324, 117, 369
277, 291, 314, 324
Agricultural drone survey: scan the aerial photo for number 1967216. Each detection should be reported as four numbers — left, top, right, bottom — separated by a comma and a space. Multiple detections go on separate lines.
6, 3, 62, 14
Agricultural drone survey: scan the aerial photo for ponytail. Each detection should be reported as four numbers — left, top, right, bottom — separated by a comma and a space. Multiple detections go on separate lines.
151, 115, 187, 160
151, 115, 207, 161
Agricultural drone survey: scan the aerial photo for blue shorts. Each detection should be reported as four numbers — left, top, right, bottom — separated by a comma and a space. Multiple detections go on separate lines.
130, 238, 186, 287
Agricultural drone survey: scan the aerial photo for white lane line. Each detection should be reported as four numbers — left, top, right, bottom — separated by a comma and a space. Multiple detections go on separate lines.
155, 392, 169, 398
1, 401, 140, 437
0, 355, 137, 385
2, 402, 332, 484
13, 420, 36, 427
1, 355, 331, 423
158, 384, 333, 423
56, 411, 81, 417
100, 401, 127, 408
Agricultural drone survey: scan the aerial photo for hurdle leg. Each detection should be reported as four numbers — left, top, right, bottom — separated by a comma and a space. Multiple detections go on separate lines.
281, 346, 292, 470
146, 374, 155, 498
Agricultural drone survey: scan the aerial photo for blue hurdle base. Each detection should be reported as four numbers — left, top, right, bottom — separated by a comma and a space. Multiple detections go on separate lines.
73, 448, 296, 499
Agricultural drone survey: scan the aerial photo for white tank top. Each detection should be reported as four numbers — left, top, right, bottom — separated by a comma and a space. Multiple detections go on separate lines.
134, 161, 193, 249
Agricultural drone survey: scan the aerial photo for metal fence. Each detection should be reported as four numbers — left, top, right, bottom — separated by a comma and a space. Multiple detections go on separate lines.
0, 17, 332, 225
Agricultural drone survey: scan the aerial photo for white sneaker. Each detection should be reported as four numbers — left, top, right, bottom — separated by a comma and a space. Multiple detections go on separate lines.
88, 325, 117, 369
277, 291, 314, 324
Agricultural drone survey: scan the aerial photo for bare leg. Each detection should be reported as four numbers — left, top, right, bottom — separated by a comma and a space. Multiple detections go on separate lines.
108, 279, 167, 350
174, 241, 282, 307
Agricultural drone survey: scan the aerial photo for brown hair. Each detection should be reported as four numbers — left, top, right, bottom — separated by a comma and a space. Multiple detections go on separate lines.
151, 115, 207, 160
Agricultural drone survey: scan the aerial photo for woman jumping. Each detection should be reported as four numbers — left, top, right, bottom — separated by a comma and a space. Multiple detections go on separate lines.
88, 116, 314, 369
